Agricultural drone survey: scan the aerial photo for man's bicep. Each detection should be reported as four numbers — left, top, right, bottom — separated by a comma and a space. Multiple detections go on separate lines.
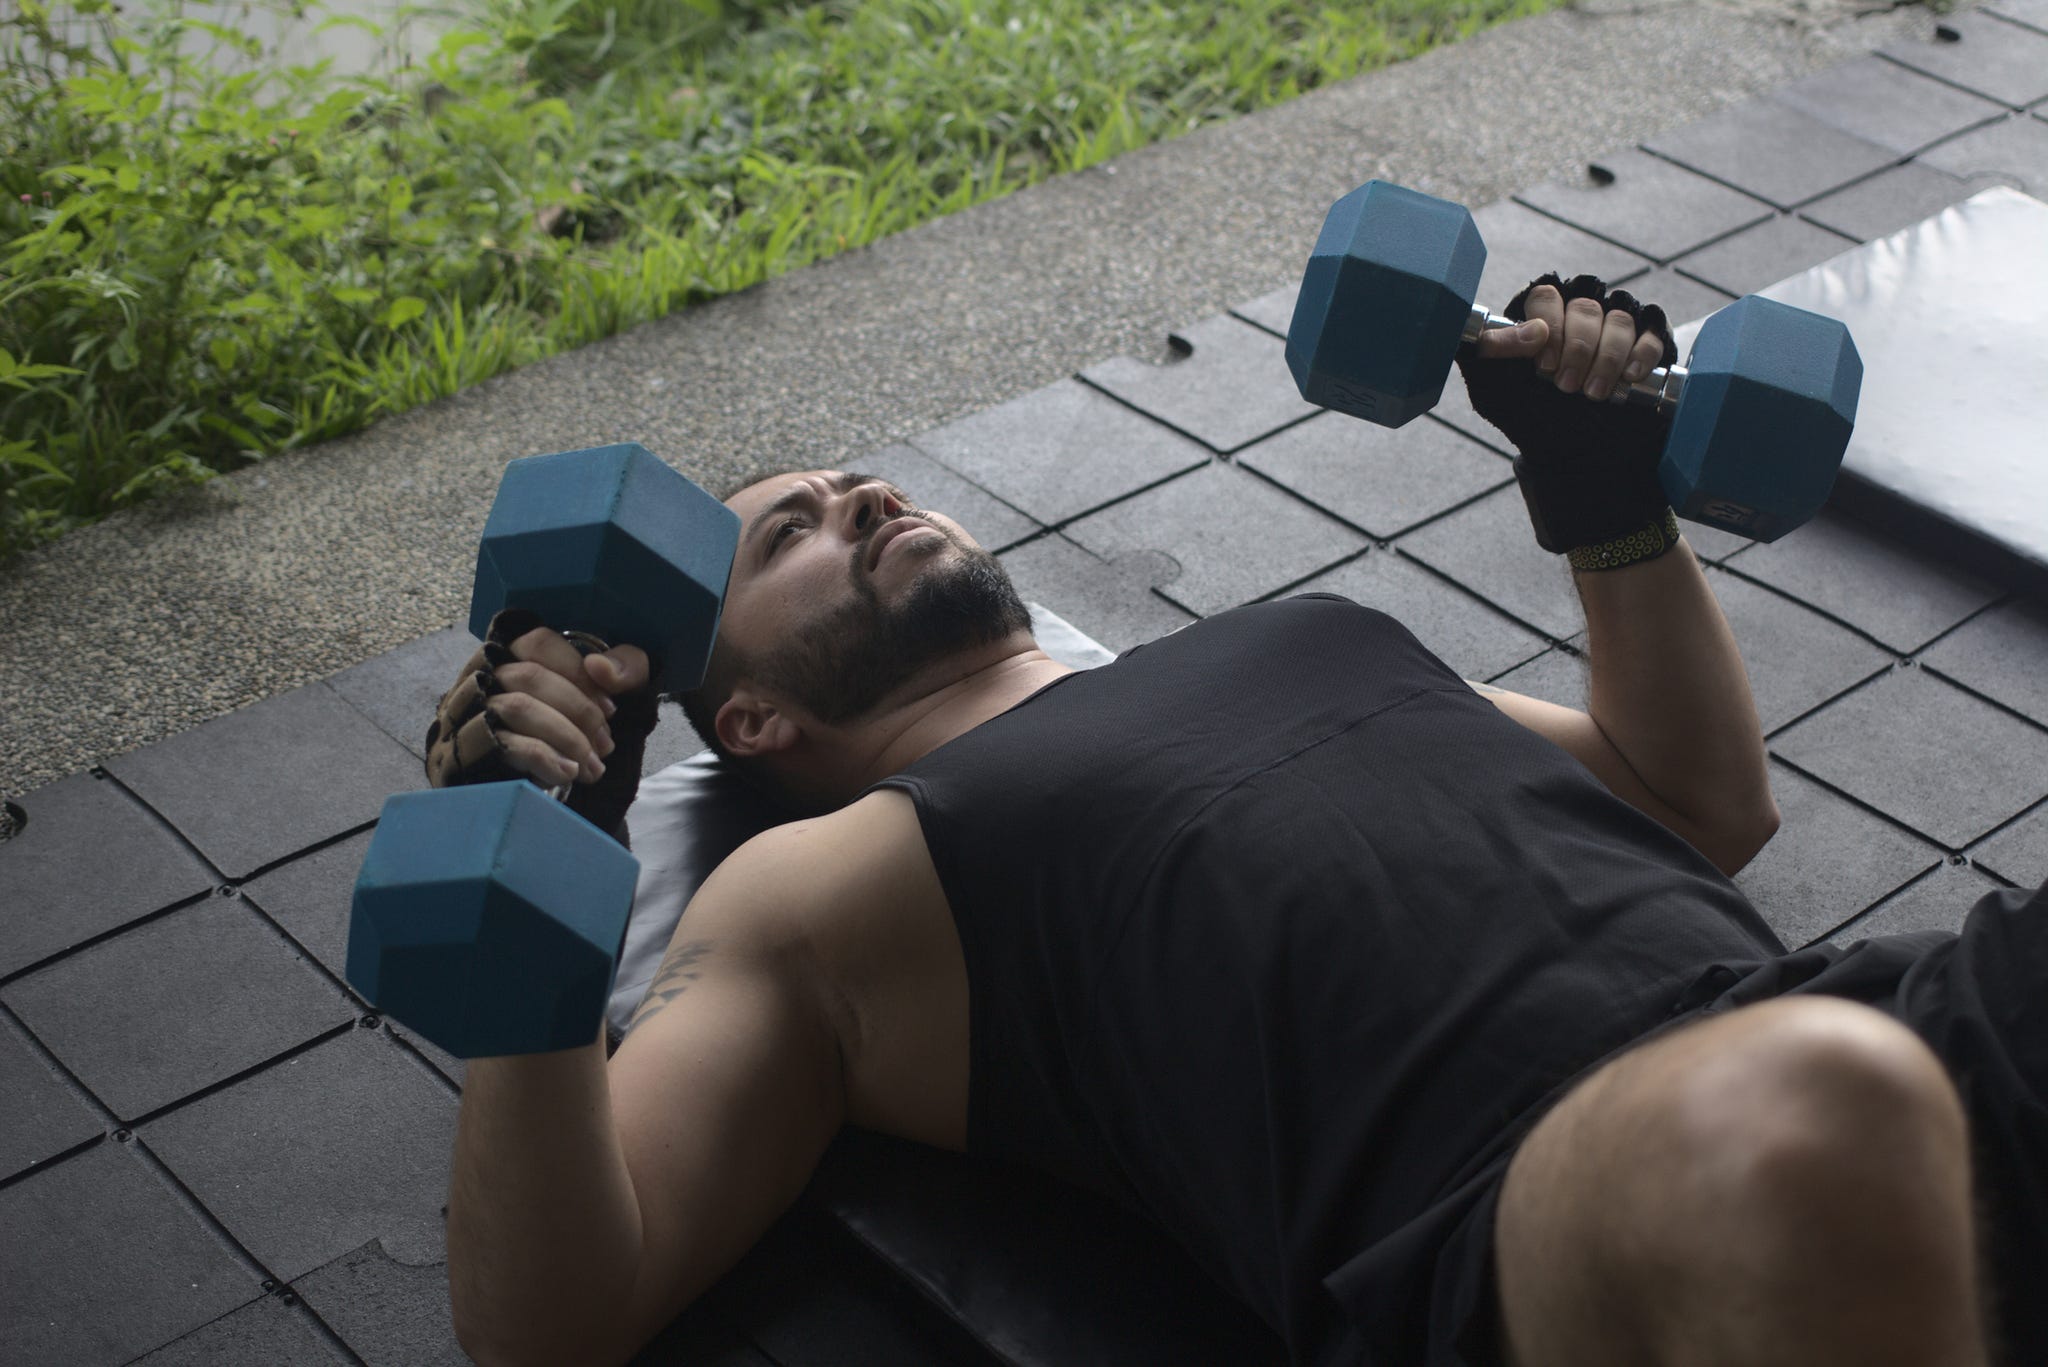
606, 913, 845, 1348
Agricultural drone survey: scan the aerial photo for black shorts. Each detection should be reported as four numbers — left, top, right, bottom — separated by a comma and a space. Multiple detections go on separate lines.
1324, 880, 2048, 1367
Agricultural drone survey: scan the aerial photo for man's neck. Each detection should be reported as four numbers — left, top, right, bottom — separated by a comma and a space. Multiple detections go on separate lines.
833, 636, 1072, 800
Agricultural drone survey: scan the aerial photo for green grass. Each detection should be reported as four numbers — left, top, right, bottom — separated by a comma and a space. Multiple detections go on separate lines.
0, 0, 1560, 560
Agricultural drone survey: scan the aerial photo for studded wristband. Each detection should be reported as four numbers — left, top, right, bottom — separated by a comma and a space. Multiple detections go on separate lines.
1566, 507, 1681, 572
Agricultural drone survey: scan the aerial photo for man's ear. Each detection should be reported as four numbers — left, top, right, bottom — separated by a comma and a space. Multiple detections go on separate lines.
715, 686, 803, 760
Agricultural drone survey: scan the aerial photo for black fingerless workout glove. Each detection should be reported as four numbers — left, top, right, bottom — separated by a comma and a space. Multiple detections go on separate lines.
423, 607, 662, 849
1453, 273, 1680, 566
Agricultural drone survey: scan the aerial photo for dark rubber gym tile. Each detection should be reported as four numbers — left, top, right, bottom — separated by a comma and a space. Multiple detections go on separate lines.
1081, 316, 1319, 455
1881, 12, 2048, 109
294, 1239, 465, 1367
1237, 410, 1512, 540
1485, 644, 1588, 708
324, 628, 476, 765
1290, 549, 1548, 681
131, 1291, 349, 1366
106, 683, 426, 882
1061, 463, 1369, 618
1797, 162, 1986, 241
643, 699, 712, 783
1773, 666, 2048, 850
1514, 149, 1774, 263
1644, 101, 1898, 211
1826, 859, 2007, 947
0, 1011, 101, 1182
859, 442, 1040, 551
1772, 55, 2008, 157
1916, 113, 2048, 198
239, 833, 467, 1085
1920, 597, 2048, 727
0, 1140, 257, 1365
1705, 568, 1893, 735
908, 379, 1208, 527
1231, 282, 1298, 339
998, 534, 1198, 654
0, 771, 215, 978
1970, 800, 2048, 888
1395, 485, 1583, 641
143, 1029, 457, 1284
1988, 0, 2048, 32
1733, 761, 1943, 949
1670, 215, 1860, 299
1, 896, 354, 1121
1614, 267, 1736, 330
1721, 511, 2002, 653
1469, 199, 1653, 305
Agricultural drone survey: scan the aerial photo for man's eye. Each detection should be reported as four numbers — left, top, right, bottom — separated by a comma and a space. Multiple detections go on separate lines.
769, 518, 803, 552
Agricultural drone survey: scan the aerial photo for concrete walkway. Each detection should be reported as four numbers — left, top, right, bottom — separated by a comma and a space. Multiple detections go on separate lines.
0, 0, 1960, 800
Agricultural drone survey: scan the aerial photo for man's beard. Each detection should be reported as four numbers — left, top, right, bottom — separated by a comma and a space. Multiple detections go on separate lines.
750, 517, 1033, 725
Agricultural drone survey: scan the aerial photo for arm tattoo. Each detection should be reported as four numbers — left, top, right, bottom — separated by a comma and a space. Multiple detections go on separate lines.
628, 938, 715, 1030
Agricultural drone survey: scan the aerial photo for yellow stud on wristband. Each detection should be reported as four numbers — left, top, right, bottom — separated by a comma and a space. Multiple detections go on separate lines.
1567, 507, 1681, 572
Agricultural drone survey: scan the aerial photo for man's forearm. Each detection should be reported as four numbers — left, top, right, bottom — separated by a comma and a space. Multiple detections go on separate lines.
447, 1037, 644, 1367
1576, 537, 1778, 852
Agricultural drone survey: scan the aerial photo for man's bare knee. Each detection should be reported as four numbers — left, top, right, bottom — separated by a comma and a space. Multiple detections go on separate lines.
1496, 997, 1985, 1367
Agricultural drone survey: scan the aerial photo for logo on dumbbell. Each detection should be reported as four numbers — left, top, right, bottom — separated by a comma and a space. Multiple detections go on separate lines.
1324, 380, 1381, 420
1699, 499, 1759, 529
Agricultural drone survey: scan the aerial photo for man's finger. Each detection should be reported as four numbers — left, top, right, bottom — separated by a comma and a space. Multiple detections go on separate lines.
1584, 308, 1639, 402
1552, 296, 1608, 394
585, 646, 651, 697
1522, 286, 1566, 373
1623, 329, 1665, 386
1475, 318, 1549, 358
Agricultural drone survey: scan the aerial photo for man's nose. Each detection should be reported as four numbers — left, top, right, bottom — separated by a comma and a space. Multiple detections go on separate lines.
839, 480, 900, 536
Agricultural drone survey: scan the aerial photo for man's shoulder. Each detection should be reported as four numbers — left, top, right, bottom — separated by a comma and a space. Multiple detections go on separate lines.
693, 789, 935, 944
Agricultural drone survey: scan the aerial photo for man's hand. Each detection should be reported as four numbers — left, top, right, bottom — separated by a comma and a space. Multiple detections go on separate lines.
1456, 274, 1680, 558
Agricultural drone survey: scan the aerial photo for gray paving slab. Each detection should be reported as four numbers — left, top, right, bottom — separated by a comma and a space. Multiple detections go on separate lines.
997, 535, 1197, 654
142, 1029, 457, 1284
1060, 462, 1368, 617
907, 379, 1207, 526
1773, 664, 2048, 850
1769, 54, 2008, 156
1, 896, 354, 1121
1970, 800, 2048, 887
236, 835, 468, 1084
1797, 161, 1991, 240
1396, 484, 1583, 640
1825, 858, 2008, 945
1514, 149, 1775, 263
1721, 511, 2003, 653
1289, 550, 1549, 681
1881, 11, 2048, 108
1081, 316, 1319, 454
0, 770, 216, 978
1486, 643, 1589, 707
294, 1238, 465, 1367
0, 1139, 259, 1365
131, 1290, 351, 1366
325, 628, 476, 764
1231, 283, 1298, 339
1987, 0, 2048, 32
858, 443, 1040, 550
1916, 111, 2048, 196
1470, 199, 1654, 304
1644, 101, 1899, 210
0, 1011, 102, 1182
1704, 568, 1893, 735
1733, 760, 1944, 948
1671, 214, 1862, 299
1618, 268, 1737, 331
1237, 410, 1513, 540
1919, 596, 2048, 726
106, 683, 425, 882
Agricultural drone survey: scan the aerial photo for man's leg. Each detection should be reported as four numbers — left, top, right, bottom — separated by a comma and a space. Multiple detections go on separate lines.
1493, 996, 1990, 1367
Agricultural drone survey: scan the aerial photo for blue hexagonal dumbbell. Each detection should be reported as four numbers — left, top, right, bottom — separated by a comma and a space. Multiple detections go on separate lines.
1287, 180, 1863, 545
348, 443, 740, 1058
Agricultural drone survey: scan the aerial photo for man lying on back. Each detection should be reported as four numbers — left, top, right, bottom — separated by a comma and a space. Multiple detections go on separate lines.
428, 277, 2042, 1367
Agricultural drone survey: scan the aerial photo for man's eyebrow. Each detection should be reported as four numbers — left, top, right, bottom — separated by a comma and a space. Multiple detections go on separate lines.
742, 471, 882, 557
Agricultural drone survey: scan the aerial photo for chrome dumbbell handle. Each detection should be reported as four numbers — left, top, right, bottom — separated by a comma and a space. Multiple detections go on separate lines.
1464, 306, 1688, 414
547, 629, 616, 804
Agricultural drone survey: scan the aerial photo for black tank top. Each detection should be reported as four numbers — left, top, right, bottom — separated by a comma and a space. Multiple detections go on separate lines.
870, 595, 1783, 1359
